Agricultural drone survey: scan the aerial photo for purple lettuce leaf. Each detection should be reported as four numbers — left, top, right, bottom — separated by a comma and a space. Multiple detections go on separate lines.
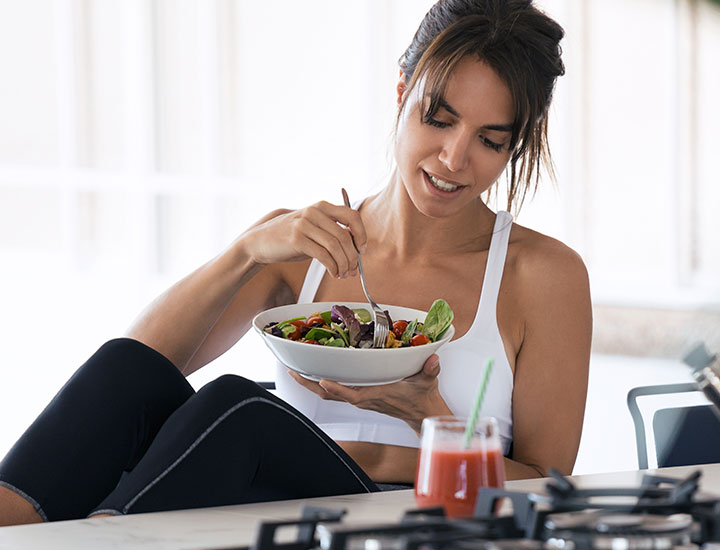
330, 304, 362, 347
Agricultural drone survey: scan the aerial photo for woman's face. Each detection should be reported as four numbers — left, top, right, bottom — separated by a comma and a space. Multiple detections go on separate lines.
394, 56, 514, 219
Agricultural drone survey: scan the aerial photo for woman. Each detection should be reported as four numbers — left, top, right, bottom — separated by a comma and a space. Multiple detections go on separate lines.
0, 0, 591, 525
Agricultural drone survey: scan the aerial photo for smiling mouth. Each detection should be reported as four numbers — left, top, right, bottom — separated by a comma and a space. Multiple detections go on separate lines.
424, 171, 463, 193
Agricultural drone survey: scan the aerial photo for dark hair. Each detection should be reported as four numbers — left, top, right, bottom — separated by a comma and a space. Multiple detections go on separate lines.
398, 0, 565, 212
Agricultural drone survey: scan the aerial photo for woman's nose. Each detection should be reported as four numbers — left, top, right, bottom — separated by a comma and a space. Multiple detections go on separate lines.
438, 130, 471, 172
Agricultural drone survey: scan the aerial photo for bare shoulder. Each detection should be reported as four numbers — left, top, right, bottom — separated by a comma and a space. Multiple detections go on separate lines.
506, 222, 590, 305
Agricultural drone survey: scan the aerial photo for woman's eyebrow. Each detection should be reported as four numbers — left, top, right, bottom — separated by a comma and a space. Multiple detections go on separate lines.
439, 99, 461, 118
440, 99, 512, 132
483, 123, 513, 132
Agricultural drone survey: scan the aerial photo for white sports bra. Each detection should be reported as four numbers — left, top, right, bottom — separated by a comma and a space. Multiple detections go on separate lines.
274, 211, 515, 454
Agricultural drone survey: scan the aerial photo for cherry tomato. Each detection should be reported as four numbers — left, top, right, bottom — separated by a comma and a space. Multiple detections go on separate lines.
393, 320, 409, 339
287, 320, 306, 341
307, 316, 325, 327
410, 334, 430, 346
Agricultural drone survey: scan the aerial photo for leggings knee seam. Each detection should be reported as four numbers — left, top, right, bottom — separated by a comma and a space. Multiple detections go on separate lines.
0, 480, 49, 522
122, 396, 373, 513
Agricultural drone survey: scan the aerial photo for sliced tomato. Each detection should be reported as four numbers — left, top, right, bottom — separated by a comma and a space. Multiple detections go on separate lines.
286, 320, 307, 341
307, 316, 326, 327
393, 320, 409, 339
304, 339, 319, 345
410, 334, 430, 346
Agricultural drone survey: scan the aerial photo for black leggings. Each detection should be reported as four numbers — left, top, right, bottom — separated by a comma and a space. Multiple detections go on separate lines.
0, 339, 378, 522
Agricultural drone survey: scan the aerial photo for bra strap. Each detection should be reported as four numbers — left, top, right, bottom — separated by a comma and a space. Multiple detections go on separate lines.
297, 259, 325, 303
475, 211, 513, 327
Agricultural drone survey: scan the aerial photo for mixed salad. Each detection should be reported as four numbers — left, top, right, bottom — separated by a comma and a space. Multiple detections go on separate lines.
263, 299, 454, 349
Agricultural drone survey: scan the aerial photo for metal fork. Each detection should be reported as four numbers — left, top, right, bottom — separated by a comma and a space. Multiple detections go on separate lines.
341, 188, 390, 349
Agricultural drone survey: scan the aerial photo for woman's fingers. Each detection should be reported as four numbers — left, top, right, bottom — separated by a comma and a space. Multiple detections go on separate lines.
287, 370, 364, 403
317, 201, 368, 254
421, 354, 441, 377
308, 201, 366, 245
245, 200, 367, 278
287, 370, 344, 401
305, 202, 366, 268
318, 379, 362, 403
292, 216, 352, 278
293, 201, 366, 278
290, 226, 342, 278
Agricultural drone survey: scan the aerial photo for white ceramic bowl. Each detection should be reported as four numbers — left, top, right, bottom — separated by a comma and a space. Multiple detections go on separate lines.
252, 301, 455, 386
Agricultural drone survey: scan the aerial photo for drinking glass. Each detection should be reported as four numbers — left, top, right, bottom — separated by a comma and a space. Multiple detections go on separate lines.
414, 416, 506, 518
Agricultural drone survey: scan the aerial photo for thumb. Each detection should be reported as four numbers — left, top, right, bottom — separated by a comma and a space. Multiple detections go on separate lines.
423, 354, 441, 377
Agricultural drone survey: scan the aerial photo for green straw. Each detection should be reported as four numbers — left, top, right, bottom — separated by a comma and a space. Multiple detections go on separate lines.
463, 358, 494, 449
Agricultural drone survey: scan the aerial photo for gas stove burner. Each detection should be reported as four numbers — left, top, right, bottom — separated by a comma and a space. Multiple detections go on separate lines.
250, 469, 720, 550
544, 511, 695, 550
545, 511, 693, 534
546, 471, 710, 507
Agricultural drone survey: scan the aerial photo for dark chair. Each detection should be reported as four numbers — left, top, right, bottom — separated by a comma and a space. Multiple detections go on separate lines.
627, 383, 720, 469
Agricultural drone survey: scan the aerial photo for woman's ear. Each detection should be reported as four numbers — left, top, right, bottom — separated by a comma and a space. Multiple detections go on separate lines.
396, 71, 407, 105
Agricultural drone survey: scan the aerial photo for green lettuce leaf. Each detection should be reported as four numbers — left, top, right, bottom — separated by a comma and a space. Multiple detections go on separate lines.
422, 299, 454, 342
352, 308, 371, 323
281, 324, 298, 338
401, 319, 418, 345
331, 322, 350, 346
324, 337, 346, 347
304, 327, 336, 341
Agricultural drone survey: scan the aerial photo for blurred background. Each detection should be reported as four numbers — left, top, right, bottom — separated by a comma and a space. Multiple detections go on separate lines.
0, 0, 718, 475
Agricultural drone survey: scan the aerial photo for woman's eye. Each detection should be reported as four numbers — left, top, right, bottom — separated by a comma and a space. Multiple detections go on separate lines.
481, 136, 503, 153
423, 115, 450, 129
424, 114, 504, 153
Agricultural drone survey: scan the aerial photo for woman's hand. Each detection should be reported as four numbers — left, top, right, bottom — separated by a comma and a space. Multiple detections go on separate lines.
240, 202, 367, 279
288, 354, 452, 433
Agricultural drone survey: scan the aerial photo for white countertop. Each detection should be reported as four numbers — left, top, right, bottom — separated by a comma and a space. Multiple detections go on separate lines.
1, 464, 717, 550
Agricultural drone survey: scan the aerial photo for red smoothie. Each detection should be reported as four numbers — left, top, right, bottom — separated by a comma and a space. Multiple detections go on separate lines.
415, 445, 505, 518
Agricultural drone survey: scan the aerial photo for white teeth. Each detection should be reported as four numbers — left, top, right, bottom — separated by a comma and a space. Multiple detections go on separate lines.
428, 174, 459, 192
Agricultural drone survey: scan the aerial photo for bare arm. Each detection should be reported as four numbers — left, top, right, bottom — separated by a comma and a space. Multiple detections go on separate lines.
125, 238, 271, 375
125, 203, 368, 376
505, 244, 592, 479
